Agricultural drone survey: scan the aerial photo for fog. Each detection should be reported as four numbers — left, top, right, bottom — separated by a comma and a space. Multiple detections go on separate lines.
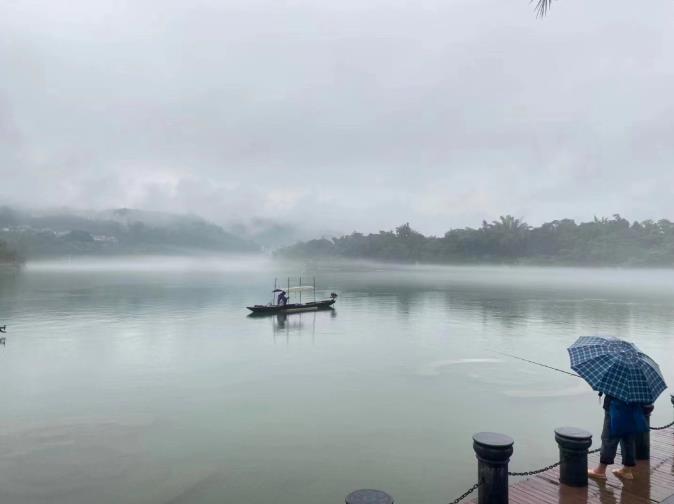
2, 0, 674, 235
23, 255, 674, 297
23, 254, 274, 273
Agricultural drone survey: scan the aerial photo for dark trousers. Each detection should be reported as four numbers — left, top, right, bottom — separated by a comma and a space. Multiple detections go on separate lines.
600, 410, 636, 467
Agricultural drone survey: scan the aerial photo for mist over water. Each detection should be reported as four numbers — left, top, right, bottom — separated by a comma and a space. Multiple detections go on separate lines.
24, 255, 275, 273
1, 258, 673, 504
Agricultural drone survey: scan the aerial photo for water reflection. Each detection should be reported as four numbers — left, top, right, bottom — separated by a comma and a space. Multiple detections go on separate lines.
267, 310, 337, 343
352, 283, 674, 339
6, 264, 674, 341
0, 272, 236, 324
557, 460, 652, 504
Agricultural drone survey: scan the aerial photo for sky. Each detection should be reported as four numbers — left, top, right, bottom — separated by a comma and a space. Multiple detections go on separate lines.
1, 0, 673, 236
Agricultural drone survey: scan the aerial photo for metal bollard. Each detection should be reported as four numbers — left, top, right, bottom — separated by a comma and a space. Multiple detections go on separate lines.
473, 432, 514, 504
636, 404, 655, 460
554, 427, 592, 487
345, 489, 394, 504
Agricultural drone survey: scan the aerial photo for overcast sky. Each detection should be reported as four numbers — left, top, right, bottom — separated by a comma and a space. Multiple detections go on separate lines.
1, 0, 673, 235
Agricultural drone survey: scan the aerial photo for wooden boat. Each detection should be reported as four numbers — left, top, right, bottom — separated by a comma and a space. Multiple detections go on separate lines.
247, 277, 337, 315
247, 298, 336, 314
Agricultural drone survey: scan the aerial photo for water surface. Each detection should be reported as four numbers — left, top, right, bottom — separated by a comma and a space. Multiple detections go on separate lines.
1, 257, 673, 504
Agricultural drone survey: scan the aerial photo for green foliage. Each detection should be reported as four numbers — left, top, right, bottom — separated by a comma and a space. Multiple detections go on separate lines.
277, 215, 674, 267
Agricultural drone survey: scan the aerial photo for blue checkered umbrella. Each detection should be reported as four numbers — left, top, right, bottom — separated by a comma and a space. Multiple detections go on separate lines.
567, 336, 667, 404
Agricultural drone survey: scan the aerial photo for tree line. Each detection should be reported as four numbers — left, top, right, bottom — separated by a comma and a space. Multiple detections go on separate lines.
277, 215, 674, 267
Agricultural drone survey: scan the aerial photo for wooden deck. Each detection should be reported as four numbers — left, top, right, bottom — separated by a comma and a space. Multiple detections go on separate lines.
470, 429, 674, 503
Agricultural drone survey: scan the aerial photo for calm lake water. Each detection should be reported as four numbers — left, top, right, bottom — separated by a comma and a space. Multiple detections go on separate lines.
1, 257, 673, 504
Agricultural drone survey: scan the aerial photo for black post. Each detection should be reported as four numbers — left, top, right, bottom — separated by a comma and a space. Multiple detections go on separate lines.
472, 432, 513, 504
636, 404, 655, 460
345, 489, 394, 504
554, 427, 592, 487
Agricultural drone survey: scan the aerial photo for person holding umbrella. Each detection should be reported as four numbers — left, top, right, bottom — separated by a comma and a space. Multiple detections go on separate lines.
567, 336, 667, 481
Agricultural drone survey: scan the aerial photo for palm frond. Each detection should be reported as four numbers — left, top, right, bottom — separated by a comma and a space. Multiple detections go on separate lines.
533, 0, 553, 17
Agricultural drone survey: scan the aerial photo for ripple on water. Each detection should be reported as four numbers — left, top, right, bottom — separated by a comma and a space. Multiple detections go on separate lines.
417, 358, 503, 377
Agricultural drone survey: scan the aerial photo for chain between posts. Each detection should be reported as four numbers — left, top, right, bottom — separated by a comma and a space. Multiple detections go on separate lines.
446, 426, 673, 504
650, 420, 674, 430
447, 481, 480, 504
507, 447, 601, 477
446, 447, 602, 504
508, 460, 561, 477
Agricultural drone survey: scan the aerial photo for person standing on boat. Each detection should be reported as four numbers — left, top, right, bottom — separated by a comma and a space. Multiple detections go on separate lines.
277, 290, 288, 306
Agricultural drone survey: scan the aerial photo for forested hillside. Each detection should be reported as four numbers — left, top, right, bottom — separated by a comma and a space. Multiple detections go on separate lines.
0, 207, 258, 258
278, 215, 674, 267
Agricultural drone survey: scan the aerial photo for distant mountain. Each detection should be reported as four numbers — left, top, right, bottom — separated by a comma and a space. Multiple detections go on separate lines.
0, 206, 259, 258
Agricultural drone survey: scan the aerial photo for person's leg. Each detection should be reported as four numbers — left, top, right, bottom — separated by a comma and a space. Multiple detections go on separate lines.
590, 412, 617, 479
612, 435, 636, 480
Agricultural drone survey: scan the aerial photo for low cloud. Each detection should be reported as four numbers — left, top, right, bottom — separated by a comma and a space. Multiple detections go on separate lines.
1, 0, 673, 235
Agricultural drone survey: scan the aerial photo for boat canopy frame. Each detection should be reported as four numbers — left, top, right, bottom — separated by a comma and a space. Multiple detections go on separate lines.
272, 277, 317, 304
